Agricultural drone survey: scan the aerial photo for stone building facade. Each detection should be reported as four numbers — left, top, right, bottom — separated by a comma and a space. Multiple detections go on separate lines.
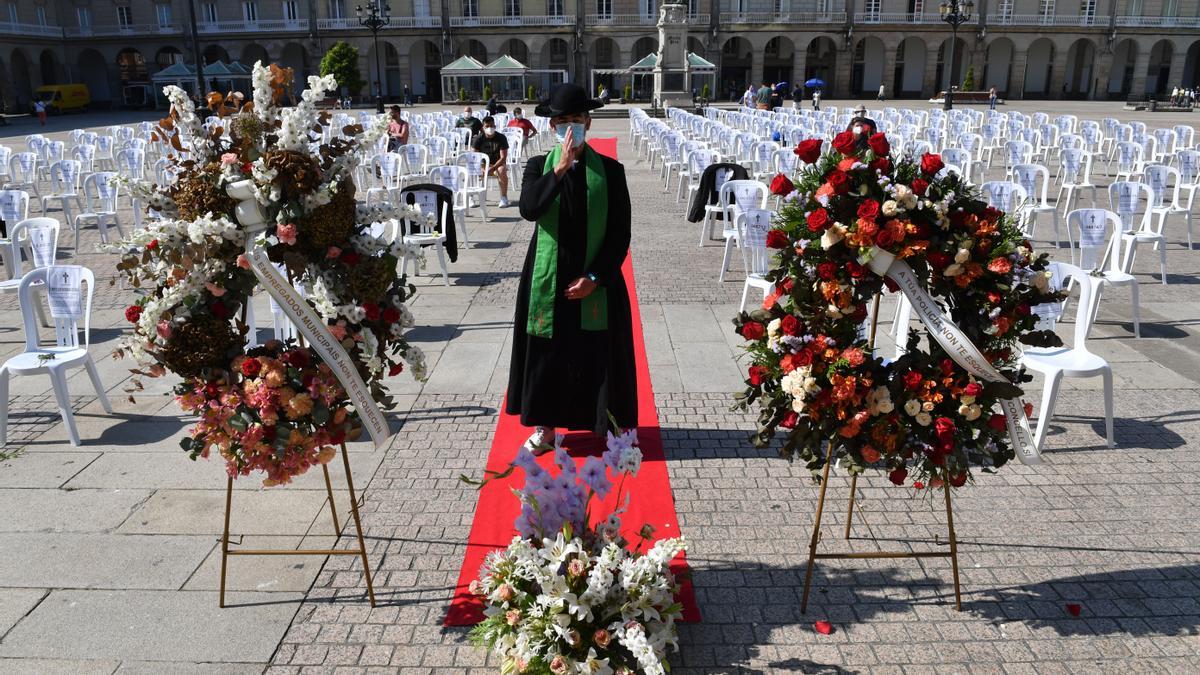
0, 0, 1196, 106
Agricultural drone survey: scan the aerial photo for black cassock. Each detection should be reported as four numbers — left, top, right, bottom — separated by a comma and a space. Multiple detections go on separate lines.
506, 151, 638, 436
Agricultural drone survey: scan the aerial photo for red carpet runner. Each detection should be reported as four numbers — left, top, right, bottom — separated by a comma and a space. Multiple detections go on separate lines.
444, 137, 700, 625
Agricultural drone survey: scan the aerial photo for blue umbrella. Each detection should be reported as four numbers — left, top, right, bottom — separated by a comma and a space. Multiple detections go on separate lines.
805, 78, 826, 89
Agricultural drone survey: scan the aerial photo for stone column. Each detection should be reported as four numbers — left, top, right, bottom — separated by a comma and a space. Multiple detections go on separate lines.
1166, 43, 1187, 92
1047, 45, 1068, 99
832, 41, 853, 98
1008, 46, 1028, 100
750, 49, 764, 89
793, 38, 807, 88
1131, 45, 1150, 98
922, 35, 942, 98
1092, 49, 1114, 101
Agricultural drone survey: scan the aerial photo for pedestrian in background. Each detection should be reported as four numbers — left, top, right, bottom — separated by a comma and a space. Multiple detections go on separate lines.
877, 84, 886, 102
34, 99, 46, 126
812, 88, 821, 110
989, 86, 998, 110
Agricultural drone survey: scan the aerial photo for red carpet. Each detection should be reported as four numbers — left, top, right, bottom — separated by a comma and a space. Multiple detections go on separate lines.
445, 152, 700, 623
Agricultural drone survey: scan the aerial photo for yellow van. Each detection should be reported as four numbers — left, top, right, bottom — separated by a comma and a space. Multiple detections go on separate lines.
33, 84, 90, 114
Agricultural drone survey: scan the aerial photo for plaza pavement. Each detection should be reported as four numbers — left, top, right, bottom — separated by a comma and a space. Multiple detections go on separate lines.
0, 101, 1197, 674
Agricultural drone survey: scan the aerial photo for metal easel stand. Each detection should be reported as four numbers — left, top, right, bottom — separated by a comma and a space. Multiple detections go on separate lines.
218, 441, 377, 608
798, 293, 962, 613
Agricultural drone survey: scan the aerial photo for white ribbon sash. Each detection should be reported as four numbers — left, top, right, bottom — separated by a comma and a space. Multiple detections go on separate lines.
865, 247, 1041, 465
227, 179, 391, 449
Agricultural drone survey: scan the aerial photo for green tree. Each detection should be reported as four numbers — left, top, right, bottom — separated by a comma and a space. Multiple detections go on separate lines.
701, 83, 711, 99
623, 83, 632, 101
458, 87, 468, 102
962, 65, 976, 91
483, 84, 493, 100
527, 84, 535, 100
319, 41, 366, 95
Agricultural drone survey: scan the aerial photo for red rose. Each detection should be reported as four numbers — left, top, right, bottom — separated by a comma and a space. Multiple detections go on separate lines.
1016, 303, 1031, 316
857, 200, 880, 221
781, 314, 802, 336
817, 262, 836, 280
382, 307, 401, 323
982, 205, 1003, 222
988, 257, 1013, 275
740, 321, 766, 340
846, 262, 865, 279
927, 251, 951, 270
125, 305, 142, 323
935, 417, 956, 441
903, 371, 923, 390
146, 239, 159, 250
241, 162, 253, 174
769, 173, 795, 197
826, 171, 851, 195
920, 153, 944, 176
867, 132, 890, 156
794, 139, 823, 164
913, 480, 925, 489
883, 276, 899, 293
987, 414, 1007, 432
950, 472, 968, 488
363, 303, 381, 321
282, 349, 310, 368
388, 363, 404, 377
870, 157, 892, 174
241, 357, 262, 377
911, 178, 929, 196
341, 251, 361, 266
888, 467, 908, 486
748, 365, 768, 386
806, 208, 830, 232
210, 300, 228, 319
831, 130, 858, 156
790, 349, 813, 368
874, 229, 897, 248
964, 382, 984, 397
765, 229, 790, 249
780, 411, 799, 429
940, 358, 955, 376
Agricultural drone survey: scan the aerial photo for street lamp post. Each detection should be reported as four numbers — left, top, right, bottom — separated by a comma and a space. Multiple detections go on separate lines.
939, 0, 974, 111
356, 0, 391, 113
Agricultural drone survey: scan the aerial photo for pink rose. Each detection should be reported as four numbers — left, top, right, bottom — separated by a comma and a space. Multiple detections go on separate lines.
204, 281, 226, 297
156, 320, 172, 339
276, 223, 298, 246
328, 323, 347, 341
220, 152, 238, 165
236, 254, 251, 269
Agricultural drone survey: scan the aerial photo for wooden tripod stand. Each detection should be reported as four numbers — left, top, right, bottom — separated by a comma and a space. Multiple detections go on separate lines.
798, 294, 962, 613
218, 441, 377, 608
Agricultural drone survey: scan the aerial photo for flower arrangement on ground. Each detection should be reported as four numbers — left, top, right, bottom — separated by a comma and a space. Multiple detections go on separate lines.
468, 430, 687, 674
736, 127, 1065, 488
109, 62, 428, 485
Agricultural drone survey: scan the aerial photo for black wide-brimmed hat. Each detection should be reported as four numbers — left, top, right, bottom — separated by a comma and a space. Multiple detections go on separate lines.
534, 83, 604, 118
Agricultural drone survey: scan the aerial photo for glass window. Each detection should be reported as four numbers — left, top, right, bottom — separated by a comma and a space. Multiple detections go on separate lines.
77, 6, 92, 27
329, 0, 345, 18
463, 0, 478, 17
283, 0, 299, 20
202, 2, 218, 22
1080, 0, 1095, 22
596, 0, 612, 16
505, 0, 520, 16
548, 0, 563, 14
1161, 0, 1177, 15
1038, 0, 1054, 17
117, 5, 133, 27
35, 5, 45, 24
243, 1, 258, 21
7, 3, 17, 23
156, 4, 172, 27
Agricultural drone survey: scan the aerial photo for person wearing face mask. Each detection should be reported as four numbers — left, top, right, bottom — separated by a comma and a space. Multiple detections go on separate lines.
507, 106, 537, 140
471, 116, 511, 207
456, 106, 482, 138
508, 83, 637, 453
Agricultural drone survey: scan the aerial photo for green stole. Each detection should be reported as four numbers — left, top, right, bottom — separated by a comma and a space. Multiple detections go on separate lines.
526, 145, 608, 339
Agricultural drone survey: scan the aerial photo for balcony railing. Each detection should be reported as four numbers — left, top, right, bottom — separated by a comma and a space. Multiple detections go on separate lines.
198, 19, 308, 33
720, 11, 846, 23
857, 12, 943, 23
451, 14, 572, 26
586, 14, 657, 25
67, 22, 183, 36
316, 16, 441, 29
1115, 15, 1200, 27
0, 20, 63, 37
986, 13, 1099, 26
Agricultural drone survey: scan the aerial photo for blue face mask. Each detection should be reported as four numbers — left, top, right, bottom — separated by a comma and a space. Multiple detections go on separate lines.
554, 122, 587, 148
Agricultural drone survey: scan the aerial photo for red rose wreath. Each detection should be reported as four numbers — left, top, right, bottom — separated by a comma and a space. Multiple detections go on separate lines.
735, 128, 1065, 488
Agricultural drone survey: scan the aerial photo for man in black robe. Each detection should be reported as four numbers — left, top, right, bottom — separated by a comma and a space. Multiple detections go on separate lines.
507, 84, 638, 452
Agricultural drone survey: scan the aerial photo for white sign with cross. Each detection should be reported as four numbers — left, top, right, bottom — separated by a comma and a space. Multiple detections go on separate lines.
46, 265, 82, 319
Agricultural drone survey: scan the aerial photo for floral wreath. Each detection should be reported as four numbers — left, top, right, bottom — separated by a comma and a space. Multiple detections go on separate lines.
110, 64, 428, 486
737, 127, 1065, 489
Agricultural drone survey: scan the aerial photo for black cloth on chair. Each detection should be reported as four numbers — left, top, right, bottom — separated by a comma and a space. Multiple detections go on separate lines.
399, 183, 459, 263
686, 162, 751, 223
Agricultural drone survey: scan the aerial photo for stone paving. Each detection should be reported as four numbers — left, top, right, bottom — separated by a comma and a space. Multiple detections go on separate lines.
0, 102, 1197, 674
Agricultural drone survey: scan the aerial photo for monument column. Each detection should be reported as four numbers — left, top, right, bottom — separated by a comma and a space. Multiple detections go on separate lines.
653, 3, 690, 105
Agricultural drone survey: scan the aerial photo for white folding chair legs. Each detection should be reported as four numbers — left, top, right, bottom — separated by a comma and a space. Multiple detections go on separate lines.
1031, 367, 1115, 452
84, 356, 113, 415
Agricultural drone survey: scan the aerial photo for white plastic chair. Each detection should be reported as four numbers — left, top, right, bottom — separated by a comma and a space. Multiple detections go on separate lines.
1107, 181, 1167, 285
398, 188, 450, 286
456, 151, 491, 223
1068, 208, 1140, 338
41, 159, 84, 226
1012, 164, 1061, 250
1142, 164, 1193, 250
737, 209, 775, 312
699, 165, 738, 245
74, 172, 124, 250
4, 153, 39, 202
0, 265, 111, 447
428, 164, 471, 247
1019, 262, 1113, 452
1057, 148, 1097, 215
979, 180, 1028, 215
718, 180, 769, 282
680, 148, 718, 205
366, 153, 403, 206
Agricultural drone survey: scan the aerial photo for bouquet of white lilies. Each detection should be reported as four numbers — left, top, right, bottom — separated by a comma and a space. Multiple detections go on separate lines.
467, 430, 687, 674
